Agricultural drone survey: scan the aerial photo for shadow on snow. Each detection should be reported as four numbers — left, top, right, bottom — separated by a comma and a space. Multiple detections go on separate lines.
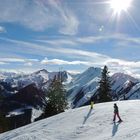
83, 108, 93, 125
112, 122, 121, 137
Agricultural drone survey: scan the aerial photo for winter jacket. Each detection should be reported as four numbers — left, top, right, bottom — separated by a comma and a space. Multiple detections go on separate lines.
114, 105, 118, 113
91, 101, 94, 109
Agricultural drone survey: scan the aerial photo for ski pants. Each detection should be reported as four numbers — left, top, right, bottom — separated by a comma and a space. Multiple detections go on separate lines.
113, 112, 121, 121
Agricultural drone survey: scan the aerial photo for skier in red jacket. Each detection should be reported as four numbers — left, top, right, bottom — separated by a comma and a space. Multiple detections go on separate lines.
113, 103, 122, 122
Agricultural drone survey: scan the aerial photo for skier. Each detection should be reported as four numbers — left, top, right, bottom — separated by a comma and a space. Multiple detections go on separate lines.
113, 103, 122, 122
90, 101, 94, 109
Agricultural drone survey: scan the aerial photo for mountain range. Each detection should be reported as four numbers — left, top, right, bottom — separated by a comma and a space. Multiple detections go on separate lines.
0, 67, 140, 114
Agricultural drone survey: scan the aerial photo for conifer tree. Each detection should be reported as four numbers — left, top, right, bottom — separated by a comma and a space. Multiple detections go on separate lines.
98, 65, 112, 103
44, 74, 68, 117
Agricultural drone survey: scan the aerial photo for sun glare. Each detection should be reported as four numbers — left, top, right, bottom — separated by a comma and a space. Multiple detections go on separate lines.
110, 0, 132, 14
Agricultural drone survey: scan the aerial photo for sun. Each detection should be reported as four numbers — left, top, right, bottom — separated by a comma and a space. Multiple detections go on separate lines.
110, 0, 132, 14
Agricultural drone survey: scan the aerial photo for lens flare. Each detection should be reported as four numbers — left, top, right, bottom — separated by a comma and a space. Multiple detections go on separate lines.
110, 0, 132, 14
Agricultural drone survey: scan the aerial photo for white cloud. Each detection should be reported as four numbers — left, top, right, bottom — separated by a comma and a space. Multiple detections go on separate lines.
24, 62, 33, 66
0, 37, 110, 61
0, 57, 39, 65
59, 11, 79, 35
0, 26, 6, 33
0, 58, 25, 63
0, 0, 79, 35
0, 62, 7, 65
36, 33, 140, 47
76, 36, 105, 44
105, 59, 140, 78
37, 35, 107, 46
37, 39, 78, 46
41, 57, 140, 78
0, 68, 37, 74
41, 58, 91, 66
1, 37, 140, 78
105, 59, 140, 68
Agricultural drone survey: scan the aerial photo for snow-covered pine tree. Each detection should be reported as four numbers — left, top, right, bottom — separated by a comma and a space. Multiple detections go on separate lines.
98, 65, 112, 103
44, 73, 68, 117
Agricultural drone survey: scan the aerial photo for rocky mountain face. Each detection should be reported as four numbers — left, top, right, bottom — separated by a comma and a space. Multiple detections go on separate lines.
0, 67, 140, 112
111, 73, 139, 100
0, 69, 68, 93
66, 67, 102, 108
67, 69, 140, 108
0, 70, 68, 115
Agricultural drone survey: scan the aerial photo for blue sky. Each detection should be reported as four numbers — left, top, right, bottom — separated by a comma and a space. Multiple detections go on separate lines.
0, 0, 140, 77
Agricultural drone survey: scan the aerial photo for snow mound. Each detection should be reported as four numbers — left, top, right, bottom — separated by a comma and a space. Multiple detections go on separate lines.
1, 100, 140, 140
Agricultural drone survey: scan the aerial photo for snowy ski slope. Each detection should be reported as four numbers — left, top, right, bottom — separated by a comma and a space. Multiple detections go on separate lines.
0, 100, 140, 140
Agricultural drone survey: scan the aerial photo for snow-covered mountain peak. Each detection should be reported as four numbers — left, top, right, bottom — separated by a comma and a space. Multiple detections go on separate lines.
34, 69, 49, 74
110, 73, 140, 100
111, 73, 138, 83
67, 67, 102, 107
73, 67, 101, 85
82, 67, 101, 75
1, 68, 140, 109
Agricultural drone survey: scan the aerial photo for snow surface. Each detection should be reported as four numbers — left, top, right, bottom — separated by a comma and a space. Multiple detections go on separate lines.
1, 100, 140, 140
31, 108, 43, 122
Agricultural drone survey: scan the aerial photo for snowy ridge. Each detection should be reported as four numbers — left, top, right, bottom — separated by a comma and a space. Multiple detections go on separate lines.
125, 83, 140, 99
67, 70, 140, 108
111, 73, 138, 93
110, 73, 140, 101
67, 67, 101, 107
68, 67, 101, 88
0, 68, 140, 108
1, 100, 140, 140
0, 69, 68, 90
